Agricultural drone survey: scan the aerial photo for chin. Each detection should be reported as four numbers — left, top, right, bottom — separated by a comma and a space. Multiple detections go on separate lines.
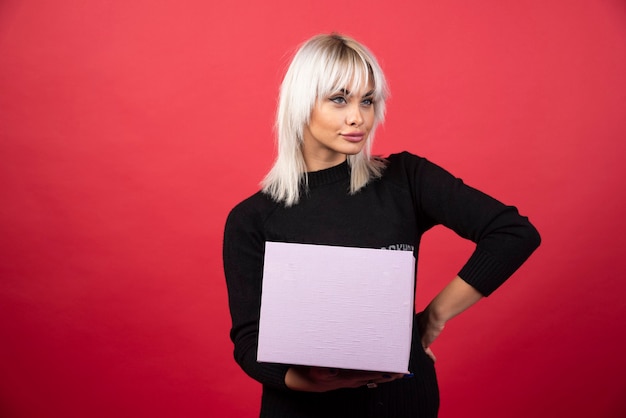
339, 144, 366, 156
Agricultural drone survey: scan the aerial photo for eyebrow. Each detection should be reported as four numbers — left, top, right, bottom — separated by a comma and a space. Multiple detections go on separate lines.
336, 88, 375, 97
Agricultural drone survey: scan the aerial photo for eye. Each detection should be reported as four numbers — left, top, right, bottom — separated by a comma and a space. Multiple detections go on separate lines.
329, 96, 347, 104
361, 98, 374, 106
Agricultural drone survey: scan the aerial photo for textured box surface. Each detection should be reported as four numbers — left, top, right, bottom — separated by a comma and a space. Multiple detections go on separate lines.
257, 242, 415, 373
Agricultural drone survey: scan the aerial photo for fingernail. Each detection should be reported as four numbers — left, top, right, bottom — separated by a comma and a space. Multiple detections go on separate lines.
403, 373, 414, 379
382, 374, 391, 378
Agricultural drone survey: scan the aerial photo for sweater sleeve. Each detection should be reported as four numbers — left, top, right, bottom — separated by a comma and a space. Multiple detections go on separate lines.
222, 197, 291, 389
401, 152, 541, 296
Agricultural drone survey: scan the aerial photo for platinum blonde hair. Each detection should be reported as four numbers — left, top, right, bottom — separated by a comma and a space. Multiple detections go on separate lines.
261, 33, 389, 206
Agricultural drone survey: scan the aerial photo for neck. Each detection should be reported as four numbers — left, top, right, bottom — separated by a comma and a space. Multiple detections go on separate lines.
304, 154, 347, 171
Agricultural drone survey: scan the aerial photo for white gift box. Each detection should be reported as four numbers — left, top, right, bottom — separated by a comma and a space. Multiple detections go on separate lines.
257, 242, 415, 373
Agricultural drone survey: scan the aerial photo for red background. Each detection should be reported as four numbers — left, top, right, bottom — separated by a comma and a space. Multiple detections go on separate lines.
1, 1, 625, 417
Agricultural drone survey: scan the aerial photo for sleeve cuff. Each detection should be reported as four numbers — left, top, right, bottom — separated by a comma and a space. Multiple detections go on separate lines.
457, 247, 518, 296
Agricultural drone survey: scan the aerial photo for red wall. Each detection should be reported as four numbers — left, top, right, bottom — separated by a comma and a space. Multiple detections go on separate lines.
1, 1, 625, 417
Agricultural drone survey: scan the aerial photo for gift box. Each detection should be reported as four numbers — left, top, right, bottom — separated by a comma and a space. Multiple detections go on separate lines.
257, 241, 415, 373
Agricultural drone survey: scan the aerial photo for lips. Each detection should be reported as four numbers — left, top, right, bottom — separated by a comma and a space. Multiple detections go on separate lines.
341, 132, 366, 142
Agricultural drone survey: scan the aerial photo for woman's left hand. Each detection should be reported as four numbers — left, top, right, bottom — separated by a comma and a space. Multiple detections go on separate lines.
418, 276, 485, 363
417, 310, 445, 362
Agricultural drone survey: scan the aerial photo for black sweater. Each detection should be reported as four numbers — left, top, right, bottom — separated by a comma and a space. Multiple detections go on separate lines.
223, 152, 541, 418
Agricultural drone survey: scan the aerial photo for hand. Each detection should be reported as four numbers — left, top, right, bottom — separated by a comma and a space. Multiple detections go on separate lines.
417, 310, 445, 362
285, 366, 405, 392
417, 276, 483, 363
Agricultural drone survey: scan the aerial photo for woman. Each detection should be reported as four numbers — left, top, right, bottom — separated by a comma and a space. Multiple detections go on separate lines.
223, 33, 540, 418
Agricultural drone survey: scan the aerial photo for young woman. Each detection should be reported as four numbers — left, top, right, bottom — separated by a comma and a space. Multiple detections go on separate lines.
223, 33, 540, 418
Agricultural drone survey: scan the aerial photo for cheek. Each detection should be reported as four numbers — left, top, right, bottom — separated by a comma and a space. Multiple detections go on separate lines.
310, 111, 339, 132
365, 112, 376, 130
319, 117, 343, 135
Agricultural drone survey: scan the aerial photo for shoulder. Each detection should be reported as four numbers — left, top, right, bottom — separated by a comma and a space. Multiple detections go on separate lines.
376, 151, 466, 201
223, 190, 281, 254
379, 151, 436, 181
382, 151, 457, 179
225, 190, 279, 231
384, 151, 426, 167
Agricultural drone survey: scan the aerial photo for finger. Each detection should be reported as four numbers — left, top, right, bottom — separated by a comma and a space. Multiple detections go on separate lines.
424, 347, 437, 362
363, 372, 405, 385
308, 367, 339, 381
382, 373, 405, 381
338, 370, 380, 380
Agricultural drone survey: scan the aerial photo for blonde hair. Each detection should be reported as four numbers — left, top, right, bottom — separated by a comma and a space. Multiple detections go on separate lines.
261, 33, 389, 206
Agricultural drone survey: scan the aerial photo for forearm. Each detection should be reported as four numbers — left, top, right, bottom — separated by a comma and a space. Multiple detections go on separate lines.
419, 276, 482, 352
285, 366, 405, 392
423, 275, 483, 324
231, 327, 292, 389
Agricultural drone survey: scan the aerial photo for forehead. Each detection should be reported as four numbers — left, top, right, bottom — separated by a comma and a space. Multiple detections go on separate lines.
321, 64, 375, 97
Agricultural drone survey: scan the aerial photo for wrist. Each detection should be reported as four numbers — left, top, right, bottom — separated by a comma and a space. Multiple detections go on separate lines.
423, 305, 447, 329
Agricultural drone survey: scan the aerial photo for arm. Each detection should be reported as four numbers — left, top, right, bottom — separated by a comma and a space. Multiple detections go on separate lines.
407, 153, 541, 296
223, 198, 291, 389
401, 153, 541, 357
225, 198, 406, 392
418, 276, 483, 360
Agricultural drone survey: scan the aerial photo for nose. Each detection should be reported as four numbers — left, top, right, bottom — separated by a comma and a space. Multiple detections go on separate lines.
346, 104, 363, 126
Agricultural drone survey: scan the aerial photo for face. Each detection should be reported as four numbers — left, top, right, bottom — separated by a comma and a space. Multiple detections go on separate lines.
301, 82, 376, 171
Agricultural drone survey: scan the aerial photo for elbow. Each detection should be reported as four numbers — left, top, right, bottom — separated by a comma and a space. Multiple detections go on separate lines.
512, 218, 541, 261
525, 220, 542, 252
496, 213, 541, 261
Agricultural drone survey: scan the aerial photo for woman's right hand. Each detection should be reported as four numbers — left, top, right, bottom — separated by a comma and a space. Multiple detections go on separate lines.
285, 366, 405, 392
